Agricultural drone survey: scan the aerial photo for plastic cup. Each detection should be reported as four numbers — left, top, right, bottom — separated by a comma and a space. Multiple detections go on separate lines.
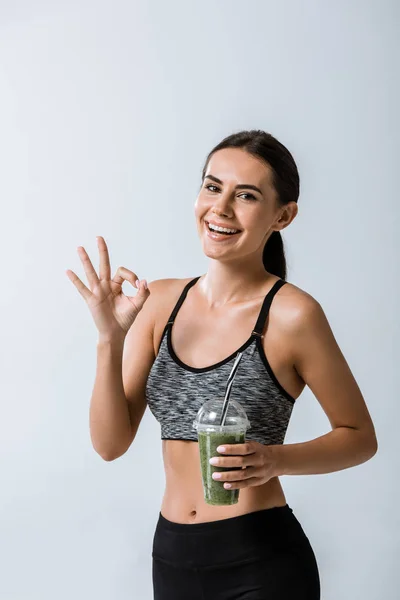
193, 398, 251, 506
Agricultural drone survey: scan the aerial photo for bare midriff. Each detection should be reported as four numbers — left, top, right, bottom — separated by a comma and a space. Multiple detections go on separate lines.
160, 439, 287, 524
153, 275, 304, 525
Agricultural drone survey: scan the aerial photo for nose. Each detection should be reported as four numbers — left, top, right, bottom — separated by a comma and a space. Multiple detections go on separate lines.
211, 192, 233, 218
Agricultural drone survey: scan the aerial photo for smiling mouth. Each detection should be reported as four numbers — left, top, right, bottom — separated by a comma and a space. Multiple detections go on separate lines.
204, 220, 242, 236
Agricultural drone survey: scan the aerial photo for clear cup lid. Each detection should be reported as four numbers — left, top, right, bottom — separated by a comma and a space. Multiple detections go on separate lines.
192, 398, 251, 432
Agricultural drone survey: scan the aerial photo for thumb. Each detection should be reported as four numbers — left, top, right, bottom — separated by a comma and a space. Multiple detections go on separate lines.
128, 279, 150, 312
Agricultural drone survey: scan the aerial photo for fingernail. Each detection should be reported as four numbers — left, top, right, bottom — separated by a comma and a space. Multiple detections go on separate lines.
212, 473, 221, 479
143, 279, 148, 290
217, 446, 226, 453
135, 279, 140, 289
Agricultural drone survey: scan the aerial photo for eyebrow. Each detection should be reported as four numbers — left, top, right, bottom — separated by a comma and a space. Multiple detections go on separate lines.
204, 174, 264, 195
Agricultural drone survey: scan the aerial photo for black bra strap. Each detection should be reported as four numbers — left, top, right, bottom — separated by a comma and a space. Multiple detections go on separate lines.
166, 276, 201, 325
252, 279, 287, 337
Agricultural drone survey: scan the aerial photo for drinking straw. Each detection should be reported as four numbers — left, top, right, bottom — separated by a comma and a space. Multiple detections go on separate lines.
219, 351, 244, 427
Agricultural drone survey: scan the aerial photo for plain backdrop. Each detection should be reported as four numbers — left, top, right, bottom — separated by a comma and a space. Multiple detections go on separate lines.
0, 1, 398, 599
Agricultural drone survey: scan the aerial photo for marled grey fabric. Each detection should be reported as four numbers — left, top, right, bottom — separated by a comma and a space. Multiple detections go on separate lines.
145, 324, 296, 446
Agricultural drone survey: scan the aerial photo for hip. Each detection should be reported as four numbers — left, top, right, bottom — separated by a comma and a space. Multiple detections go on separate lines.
152, 503, 321, 599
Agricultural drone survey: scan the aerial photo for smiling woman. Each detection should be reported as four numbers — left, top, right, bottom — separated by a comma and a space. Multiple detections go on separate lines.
148, 130, 376, 599
69, 129, 377, 600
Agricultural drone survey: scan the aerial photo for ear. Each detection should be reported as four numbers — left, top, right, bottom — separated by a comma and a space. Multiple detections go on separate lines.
272, 202, 298, 232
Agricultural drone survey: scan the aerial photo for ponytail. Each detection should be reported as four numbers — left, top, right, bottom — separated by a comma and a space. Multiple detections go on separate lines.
262, 231, 286, 280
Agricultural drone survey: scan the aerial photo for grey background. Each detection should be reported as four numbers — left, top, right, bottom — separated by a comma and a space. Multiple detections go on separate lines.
0, 1, 398, 598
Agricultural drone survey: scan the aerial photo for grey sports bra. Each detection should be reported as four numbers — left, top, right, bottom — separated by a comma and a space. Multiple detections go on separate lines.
145, 276, 296, 445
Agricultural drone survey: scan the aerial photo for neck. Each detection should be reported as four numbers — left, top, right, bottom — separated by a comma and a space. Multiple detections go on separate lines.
199, 258, 273, 308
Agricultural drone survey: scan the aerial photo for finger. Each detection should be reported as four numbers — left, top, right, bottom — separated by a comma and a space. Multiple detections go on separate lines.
66, 269, 92, 302
212, 466, 257, 482
112, 266, 139, 289
127, 279, 150, 311
97, 236, 111, 280
223, 477, 259, 490
209, 456, 251, 468
78, 246, 100, 290
217, 453, 272, 472
217, 443, 254, 456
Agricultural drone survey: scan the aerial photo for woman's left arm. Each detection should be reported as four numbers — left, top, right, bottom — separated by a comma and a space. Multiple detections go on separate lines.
271, 295, 378, 477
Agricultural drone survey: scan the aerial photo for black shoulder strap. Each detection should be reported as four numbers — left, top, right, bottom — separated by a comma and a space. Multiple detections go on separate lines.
166, 276, 201, 325
251, 279, 287, 338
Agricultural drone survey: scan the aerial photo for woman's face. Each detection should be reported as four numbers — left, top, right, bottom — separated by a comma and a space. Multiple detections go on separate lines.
194, 147, 288, 263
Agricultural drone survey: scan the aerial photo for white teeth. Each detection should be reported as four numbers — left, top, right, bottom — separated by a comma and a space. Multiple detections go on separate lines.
208, 222, 239, 234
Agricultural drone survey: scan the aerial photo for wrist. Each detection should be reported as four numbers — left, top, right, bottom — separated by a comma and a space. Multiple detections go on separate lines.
97, 334, 126, 347
268, 444, 286, 478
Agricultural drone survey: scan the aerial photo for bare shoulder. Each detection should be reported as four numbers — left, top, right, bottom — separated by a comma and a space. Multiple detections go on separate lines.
272, 280, 378, 444
272, 279, 345, 384
146, 276, 199, 348
147, 276, 197, 312
271, 279, 323, 335
121, 276, 195, 406
124, 276, 194, 348
147, 276, 195, 296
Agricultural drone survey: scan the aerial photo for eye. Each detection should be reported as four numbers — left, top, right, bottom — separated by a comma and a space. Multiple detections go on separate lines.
204, 184, 257, 201
239, 192, 257, 201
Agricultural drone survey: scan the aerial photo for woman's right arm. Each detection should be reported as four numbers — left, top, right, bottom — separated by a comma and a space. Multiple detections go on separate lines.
90, 279, 165, 461
66, 235, 163, 461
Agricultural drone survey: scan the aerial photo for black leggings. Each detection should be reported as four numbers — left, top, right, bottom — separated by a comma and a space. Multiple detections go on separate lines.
152, 503, 320, 600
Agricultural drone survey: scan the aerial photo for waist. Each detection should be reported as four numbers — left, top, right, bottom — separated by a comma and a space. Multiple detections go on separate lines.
162, 478, 286, 521
152, 503, 312, 570
161, 440, 286, 523
161, 439, 286, 523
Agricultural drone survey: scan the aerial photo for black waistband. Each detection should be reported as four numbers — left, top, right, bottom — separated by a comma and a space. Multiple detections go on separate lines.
157, 504, 293, 534
152, 504, 311, 569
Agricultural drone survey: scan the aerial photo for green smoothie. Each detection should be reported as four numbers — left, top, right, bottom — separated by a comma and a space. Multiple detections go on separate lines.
198, 429, 245, 506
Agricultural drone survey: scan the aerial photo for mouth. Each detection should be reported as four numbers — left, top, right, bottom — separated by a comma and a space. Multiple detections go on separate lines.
204, 220, 242, 240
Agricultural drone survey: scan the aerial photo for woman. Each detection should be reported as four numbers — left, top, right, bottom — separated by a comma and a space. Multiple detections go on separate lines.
67, 130, 378, 599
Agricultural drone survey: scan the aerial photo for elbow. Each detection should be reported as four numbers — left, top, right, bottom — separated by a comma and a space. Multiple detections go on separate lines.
101, 453, 117, 462
352, 426, 378, 464
97, 445, 129, 461
363, 429, 378, 461
93, 447, 120, 462
358, 418, 378, 453
91, 436, 131, 462
367, 423, 378, 457
369, 434, 378, 458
